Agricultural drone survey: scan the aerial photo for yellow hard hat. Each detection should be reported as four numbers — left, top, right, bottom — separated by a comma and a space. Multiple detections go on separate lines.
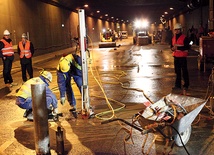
40, 70, 52, 82
59, 57, 70, 72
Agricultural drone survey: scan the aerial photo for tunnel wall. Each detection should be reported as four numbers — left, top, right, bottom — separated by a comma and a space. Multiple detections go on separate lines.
0, 0, 72, 56
168, 5, 209, 36
0, 0, 208, 57
0, 0, 131, 57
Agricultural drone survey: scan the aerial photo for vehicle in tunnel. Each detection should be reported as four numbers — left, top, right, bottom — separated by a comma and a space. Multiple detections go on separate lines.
133, 30, 151, 45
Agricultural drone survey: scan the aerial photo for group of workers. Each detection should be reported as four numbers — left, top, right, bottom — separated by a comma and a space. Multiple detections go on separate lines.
0, 22, 190, 120
0, 30, 34, 87
0, 29, 82, 120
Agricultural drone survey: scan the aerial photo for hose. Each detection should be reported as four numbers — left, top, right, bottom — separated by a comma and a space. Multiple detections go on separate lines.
87, 35, 155, 121
168, 125, 190, 155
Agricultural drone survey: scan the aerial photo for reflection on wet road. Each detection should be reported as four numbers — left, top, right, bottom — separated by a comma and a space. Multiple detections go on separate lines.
0, 38, 213, 154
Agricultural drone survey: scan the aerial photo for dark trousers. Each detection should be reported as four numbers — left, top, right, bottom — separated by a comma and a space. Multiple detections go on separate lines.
2, 56, 14, 84
174, 57, 189, 88
21, 61, 33, 82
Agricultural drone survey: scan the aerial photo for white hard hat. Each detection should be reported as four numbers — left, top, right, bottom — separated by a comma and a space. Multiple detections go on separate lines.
3, 30, 10, 35
40, 70, 52, 82
174, 23, 182, 30
21, 33, 27, 39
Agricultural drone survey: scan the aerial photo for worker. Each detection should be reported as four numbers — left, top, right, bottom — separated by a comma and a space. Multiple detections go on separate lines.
171, 23, 190, 91
17, 33, 35, 82
0, 30, 17, 87
15, 70, 58, 120
57, 53, 82, 112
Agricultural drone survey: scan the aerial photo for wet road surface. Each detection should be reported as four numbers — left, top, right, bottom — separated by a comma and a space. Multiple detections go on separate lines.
0, 38, 213, 155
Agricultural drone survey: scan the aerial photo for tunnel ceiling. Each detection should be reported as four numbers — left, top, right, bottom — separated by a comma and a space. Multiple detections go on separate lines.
39, 0, 209, 24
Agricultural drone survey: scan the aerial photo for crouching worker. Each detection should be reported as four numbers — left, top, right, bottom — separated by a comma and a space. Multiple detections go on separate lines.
15, 70, 58, 121
57, 53, 82, 112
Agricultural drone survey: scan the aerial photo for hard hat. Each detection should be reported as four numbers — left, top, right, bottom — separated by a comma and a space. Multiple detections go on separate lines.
3, 30, 10, 35
21, 33, 27, 39
40, 70, 52, 82
174, 23, 182, 29
59, 57, 70, 72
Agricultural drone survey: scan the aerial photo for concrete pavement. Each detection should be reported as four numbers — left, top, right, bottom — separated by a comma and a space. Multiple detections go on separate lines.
0, 38, 213, 155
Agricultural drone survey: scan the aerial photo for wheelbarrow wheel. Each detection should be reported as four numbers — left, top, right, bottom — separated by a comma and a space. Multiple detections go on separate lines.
174, 126, 192, 147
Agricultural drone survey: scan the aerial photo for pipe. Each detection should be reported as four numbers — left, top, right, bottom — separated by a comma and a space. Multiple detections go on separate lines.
31, 83, 50, 155
56, 126, 65, 155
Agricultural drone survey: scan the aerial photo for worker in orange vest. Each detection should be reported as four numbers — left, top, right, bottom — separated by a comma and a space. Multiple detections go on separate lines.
17, 33, 35, 82
0, 30, 17, 87
171, 23, 190, 91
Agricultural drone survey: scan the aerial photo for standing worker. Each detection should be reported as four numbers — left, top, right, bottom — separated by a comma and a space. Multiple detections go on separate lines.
15, 70, 58, 120
171, 23, 190, 91
57, 53, 82, 112
17, 33, 35, 82
0, 30, 17, 87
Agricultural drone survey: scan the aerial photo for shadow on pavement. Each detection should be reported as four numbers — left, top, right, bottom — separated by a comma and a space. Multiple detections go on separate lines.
14, 121, 72, 154
0, 87, 11, 98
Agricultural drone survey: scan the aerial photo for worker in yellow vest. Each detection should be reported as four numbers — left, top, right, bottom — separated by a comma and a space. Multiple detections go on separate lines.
17, 33, 35, 82
16, 70, 58, 120
57, 53, 82, 112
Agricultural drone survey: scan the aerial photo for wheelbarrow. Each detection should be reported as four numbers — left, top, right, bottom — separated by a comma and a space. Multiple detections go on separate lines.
101, 93, 207, 153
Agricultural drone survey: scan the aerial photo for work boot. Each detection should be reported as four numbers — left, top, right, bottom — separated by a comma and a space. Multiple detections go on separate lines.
69, 105, 76, 112
10, 83, 18, 87
23, 109, 32, 118
27, 112, 33, 121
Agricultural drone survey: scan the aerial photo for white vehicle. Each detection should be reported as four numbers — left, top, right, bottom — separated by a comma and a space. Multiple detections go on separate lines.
119, 31, 128, 39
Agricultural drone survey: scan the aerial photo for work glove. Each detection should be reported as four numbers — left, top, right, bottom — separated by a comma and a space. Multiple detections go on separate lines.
53, 108, 58, 115
60, 97, 66, 105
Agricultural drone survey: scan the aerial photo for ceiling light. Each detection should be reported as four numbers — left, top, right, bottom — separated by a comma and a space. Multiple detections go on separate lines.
97, 10, 100, 13
170, 7, 174, 10
84, 4, 88, 8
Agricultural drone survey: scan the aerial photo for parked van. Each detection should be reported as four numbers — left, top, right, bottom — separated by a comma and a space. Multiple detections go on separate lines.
119, 31, 128, 39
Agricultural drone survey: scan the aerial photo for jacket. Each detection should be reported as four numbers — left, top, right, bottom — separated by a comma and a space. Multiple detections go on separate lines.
57, 54, 81, 73
70, 54, 82, 76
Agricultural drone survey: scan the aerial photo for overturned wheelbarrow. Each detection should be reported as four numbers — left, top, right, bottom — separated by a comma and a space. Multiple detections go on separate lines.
102, 93, 207, 148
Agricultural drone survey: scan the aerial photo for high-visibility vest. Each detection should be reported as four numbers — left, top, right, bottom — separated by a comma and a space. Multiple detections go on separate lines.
0, 39, 14, 56
57, 54, 82, 72
16, 77, 44, 99
172, 34, 188, 57
19, 40, 32, 58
